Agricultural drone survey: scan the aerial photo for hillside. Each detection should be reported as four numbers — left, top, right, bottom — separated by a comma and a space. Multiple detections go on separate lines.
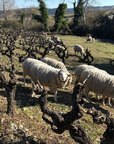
48, 6, 114, 15
0, 5, 114, 18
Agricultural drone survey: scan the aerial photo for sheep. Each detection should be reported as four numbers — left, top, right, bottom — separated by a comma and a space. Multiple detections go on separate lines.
22, 57, 42, 85
74, 64, 95, 84
41, 57, 72, 87
86, 35, 95, 42
22, 58, 71, 102
74, 44, 85, 57
54, 45, 66, 54
79, 68, 113, 106
74, 64, 108, 84
48, 39, 54, 48
74, 64, 108, 102
51, 36, 60, 42
92, 38, 95, 42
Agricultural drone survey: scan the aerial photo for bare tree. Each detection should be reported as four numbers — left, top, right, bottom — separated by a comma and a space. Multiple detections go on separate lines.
83, 0, 98, 27
0, 0, 15, 20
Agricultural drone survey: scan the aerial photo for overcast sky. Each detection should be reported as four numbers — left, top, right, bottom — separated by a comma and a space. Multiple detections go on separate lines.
15, 0, 114, 9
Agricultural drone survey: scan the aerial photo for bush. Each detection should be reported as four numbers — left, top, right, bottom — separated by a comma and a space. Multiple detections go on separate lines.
93, 10, 114, 40
2, 20, 22, 28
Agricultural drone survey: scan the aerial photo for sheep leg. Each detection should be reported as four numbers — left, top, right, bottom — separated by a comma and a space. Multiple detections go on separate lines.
102, 96, 105, 106
84, 90, 92, 103
96, 94, 100, 100
23, 73, 26, 85
108, 96, 112, 107
54, 90, 58, 102
31, 82, 35, 97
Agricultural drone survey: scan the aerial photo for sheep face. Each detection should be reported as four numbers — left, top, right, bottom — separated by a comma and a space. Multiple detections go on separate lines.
58, 70, 68, 82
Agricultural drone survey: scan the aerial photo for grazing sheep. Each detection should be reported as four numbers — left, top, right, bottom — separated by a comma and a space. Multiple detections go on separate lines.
80, 68, 113, 106
54, 45, 66, 53
48, 39, 54, 48
23, 58, 71, 102
87, 36, 95, 42
92, 38, 95, 42
74, 44, 85, 57
41, 57, 72, 87
74, 64, 108, 103
74, 64, 108, 84
74, 64, 95, 84
51, 36, 60, 42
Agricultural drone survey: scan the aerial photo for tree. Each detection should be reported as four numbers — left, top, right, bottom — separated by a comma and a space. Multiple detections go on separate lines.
54, 3, 67, 32
83, 0, 98, 27
32, 0, 49, 31
0, 0, 15, 20
18, 9, 27, 26
94, 10, 114, 40
73, 0, 85, 26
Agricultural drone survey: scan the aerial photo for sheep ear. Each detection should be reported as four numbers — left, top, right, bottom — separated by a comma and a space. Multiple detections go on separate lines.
68, 74, 72, 77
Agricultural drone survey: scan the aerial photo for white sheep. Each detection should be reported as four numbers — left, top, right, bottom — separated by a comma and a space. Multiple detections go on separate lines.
48, 39, 54, 48
22, 58, 42, 85
74, 44, 85, 57
74, 64, 95, 84
74, 64, 108, 102
41, 57, 72, 87
87, 36, 95, 42
22, 58, 71, 102
80, 68, 113, 106
54, 45, 66, 53
52, 36, 60, 42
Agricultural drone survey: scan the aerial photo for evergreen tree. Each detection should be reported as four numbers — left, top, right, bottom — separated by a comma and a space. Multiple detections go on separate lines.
73, 0, 85, 26
18, 9, 26, 25
54, 3, 67, 32
32, 0, 49, 31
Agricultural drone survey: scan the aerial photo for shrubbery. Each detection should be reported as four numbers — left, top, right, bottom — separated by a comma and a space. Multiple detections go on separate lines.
70, 9, 114, 40
2, 20, 22, 28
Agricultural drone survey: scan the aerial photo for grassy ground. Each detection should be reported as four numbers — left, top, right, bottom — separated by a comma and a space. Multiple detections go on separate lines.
0, 32, 114, 144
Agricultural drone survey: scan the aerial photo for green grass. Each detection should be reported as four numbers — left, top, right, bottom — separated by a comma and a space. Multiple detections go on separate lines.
0, 31, 114, 143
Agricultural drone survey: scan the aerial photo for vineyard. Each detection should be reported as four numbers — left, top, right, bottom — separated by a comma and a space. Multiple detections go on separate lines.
0, 29, 114, 143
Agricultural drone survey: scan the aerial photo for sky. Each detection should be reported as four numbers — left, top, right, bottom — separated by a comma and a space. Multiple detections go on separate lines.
15, 0, 114, 9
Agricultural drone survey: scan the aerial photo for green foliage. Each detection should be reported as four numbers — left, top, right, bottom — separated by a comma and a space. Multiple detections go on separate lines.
18, 9, 27, 24
32, 13, 43, 22
38, 0, 49, 30
95, 10, 114, 39
73, 0, 84, 26
54, 3, 68, 32
32, 0, 49, 31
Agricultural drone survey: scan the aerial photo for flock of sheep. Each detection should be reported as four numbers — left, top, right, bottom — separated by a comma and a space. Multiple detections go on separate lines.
21, 33, 114, 107
22, 53, 114, 107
